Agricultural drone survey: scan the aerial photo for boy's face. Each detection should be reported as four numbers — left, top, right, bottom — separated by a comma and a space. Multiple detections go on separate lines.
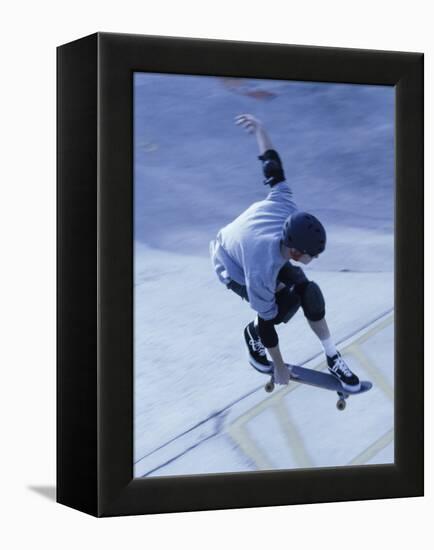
289, 248, 318, 265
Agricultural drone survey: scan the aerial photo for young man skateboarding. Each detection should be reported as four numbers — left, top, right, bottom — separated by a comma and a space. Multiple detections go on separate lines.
210, 114, 360, 391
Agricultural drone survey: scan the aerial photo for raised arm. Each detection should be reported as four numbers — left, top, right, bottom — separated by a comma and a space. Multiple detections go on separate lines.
235, 114, 273, 155
235, 114, 286, 187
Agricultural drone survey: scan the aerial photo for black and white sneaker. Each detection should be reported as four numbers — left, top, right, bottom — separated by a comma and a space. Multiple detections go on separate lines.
243, 321, 272, 373
327, 352, 361, 392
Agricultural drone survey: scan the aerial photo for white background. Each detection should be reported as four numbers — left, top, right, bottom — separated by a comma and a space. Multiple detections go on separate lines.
0, 1, 431, 548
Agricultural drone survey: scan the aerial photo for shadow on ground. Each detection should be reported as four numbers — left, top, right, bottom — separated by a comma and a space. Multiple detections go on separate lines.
28, 486, 56, 502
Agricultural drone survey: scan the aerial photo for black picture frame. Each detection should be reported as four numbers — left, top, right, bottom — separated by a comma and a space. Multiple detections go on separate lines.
57, 32, 424, 517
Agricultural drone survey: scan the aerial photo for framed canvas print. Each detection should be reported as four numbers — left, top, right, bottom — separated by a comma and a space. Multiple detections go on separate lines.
57, 32, 423, 516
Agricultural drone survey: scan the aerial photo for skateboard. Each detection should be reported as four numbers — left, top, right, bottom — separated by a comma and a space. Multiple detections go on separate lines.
257, 363, 372, 411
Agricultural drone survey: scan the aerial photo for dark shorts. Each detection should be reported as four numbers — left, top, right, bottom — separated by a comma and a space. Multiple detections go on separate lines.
226, 262, 308, 324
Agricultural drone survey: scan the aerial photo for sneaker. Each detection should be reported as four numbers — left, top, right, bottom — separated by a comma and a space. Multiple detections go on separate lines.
243, 321, 272, 373
327, 352, 361, 392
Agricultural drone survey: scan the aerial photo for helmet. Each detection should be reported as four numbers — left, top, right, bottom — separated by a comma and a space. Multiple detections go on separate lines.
282, 211, 326, 256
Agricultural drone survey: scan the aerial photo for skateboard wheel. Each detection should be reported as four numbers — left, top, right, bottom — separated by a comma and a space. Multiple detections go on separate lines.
336, 399, 346, 411
265, 381, 275, 393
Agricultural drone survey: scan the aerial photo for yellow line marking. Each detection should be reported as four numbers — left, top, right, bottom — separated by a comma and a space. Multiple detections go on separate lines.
348, 429, 394, 465
347, 344, 394, 401
274, 400, 314, 468
228, 379, 298, 435
227, 423, 274, 470
352, 315, 394, 347
227, 382, 299, 469
227, 313, 394, 469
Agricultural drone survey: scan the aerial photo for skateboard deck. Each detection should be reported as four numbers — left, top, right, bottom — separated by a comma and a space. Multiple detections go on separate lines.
256, 362, 372, 411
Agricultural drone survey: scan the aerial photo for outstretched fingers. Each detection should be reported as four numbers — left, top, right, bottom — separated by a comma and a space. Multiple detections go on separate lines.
235, 113, 261, 134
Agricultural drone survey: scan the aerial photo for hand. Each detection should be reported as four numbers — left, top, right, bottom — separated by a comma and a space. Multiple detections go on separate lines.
273, 363, 290, 385
235, 114, 262, 135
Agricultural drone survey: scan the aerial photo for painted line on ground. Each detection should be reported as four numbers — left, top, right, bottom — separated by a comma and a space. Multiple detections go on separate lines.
226, 312, 394, 470
348, 429, 394, 465
137, 311, 394, 476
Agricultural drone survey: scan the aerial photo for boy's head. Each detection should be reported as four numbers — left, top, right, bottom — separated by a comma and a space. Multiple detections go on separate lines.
282, 211, 326, 261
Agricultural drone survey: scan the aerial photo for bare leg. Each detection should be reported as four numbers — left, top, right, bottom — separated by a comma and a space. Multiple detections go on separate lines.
308, 318, 330, 340
308, 318, 338, 357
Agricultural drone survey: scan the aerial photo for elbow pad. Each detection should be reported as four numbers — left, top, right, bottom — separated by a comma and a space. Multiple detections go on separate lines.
258, 149, 285, 187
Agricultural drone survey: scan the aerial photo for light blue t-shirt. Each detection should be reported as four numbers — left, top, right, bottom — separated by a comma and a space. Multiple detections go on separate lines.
210, 182, 298, 320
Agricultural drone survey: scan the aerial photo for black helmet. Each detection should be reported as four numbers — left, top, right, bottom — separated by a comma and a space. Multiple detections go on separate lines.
282, 211, 326, 256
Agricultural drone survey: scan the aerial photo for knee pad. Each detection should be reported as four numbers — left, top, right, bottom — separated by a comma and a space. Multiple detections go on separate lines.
299, 281, 325, 321
275, 287, 301, 324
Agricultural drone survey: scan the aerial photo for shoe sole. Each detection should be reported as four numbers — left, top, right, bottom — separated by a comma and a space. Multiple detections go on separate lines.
341, 383, 361, 393
244, 325, 272, 374
247, 353, 273, 374
328, 370, 361, 392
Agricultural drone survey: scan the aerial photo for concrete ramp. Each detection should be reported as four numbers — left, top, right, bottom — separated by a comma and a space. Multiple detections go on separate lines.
135, 311, 394, 477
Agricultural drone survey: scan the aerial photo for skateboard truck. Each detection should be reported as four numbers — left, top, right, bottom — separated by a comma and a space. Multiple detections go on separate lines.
265, 376, 349, 411
263, 365, 372, 412
336, 392, 348, 411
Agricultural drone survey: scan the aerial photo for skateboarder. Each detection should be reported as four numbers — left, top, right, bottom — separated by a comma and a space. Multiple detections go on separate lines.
210, 114, 361, 391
